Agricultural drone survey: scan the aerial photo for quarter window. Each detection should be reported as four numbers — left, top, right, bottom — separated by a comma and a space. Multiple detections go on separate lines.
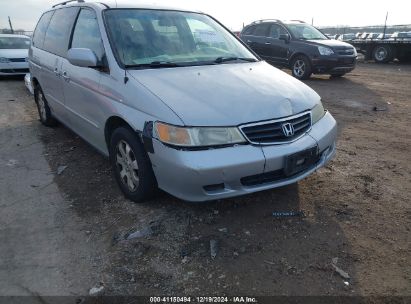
71, 9, 105, 63
43, 7, 79, 57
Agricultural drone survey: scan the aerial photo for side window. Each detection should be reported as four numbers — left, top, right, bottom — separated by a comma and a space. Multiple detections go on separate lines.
254, 24, 270, 37
32, 11, 54, 49
243, 25, 256, 35
43, 7, 78, 57
71, 9, 105, 63
269, 24, 288, 39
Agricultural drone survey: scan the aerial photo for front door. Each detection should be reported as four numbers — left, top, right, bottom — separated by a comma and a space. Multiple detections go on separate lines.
61, 8, 107, 150
265, 24, 289, 65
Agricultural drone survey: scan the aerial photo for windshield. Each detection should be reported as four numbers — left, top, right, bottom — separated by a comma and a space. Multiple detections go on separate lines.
285, 23, 328, 40
0, 37, 31, 49
103, 9, 257, 67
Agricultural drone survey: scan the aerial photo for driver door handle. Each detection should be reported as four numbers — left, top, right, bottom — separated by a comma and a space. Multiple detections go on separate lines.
265, 41, 271, 45
62, 71, 70, 82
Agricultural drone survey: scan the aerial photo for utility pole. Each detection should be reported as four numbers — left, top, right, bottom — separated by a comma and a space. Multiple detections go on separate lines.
8, 16, 14, 34
311, 17, 314, 26
383, 12, 388, 39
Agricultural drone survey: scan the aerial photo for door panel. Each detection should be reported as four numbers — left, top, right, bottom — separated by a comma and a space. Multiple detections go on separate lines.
61, 8, 107, 150
265, 24, 290, 65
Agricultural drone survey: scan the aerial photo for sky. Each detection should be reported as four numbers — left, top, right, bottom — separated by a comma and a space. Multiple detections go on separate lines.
0, 0, 410, 31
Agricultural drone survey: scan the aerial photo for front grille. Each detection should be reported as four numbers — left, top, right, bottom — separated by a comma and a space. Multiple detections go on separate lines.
9, 58, 26, 62
0, 68, 29, 73
240, 112, 311, 144
337, 49, 354, 55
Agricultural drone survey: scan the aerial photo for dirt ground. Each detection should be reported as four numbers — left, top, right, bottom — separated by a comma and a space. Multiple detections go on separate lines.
0, 62, 410, 300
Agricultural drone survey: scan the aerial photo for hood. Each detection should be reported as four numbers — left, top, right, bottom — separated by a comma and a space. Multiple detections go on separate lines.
128, 61, 320, 126
0, 49, 29, 59
307, 39, 354, 49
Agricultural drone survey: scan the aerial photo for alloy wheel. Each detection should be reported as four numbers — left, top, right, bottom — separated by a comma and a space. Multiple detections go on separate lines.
116, 140, 140, 191
293, 59, 305, 77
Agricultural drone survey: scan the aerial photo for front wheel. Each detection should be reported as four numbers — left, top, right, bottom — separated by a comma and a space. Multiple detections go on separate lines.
109, 127, 157, 203
291, 56, 312, 80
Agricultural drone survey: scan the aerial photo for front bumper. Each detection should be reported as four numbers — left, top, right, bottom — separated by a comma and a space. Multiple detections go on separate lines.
0, 61, 29, 75
149, 111, 337, 202
310, 56, 357, 74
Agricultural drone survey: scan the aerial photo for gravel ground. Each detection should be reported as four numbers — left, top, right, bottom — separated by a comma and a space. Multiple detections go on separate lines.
0, 62, 410, 299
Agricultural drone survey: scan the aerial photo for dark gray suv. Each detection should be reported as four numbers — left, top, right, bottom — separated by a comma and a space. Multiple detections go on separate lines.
240, 20, 357, 79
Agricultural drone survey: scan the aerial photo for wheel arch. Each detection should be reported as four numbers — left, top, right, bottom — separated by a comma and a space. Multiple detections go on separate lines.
104, 116, 139, 149
289, 52, 310, 67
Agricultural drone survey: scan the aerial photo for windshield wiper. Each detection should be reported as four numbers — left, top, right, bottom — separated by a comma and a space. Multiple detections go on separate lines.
214, 57, 257, 64
124, 61, 181, 69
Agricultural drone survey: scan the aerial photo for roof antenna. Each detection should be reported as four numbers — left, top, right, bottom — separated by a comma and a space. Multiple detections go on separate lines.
115, 0, 118, 8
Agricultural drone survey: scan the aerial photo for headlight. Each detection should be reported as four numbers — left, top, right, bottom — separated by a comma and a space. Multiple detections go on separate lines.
311, 102, 325, 124
318, 46, 334, 56
0, 57, 11, 63
155, 122, 246, 147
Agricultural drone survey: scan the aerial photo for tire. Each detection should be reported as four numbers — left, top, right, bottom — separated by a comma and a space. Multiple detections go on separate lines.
330, 73, 346, 78
34, 85, 57, 127
109, 127, 157, 203
291, 55, 312, 80
372, 45, 394, 63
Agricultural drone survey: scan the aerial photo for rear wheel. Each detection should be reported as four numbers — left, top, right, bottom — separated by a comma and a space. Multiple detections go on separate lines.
372, 45, 394, 63
109, 127, 157, 203
291, 55, 312, 80
34, 85, 57, 127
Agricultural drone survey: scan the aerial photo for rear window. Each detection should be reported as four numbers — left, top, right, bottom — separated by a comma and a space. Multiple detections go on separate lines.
32, 11, 54, 49
0, 37, 31, 49
43, 7, 79, 57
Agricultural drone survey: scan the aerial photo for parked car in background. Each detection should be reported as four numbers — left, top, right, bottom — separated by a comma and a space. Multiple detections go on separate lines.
376, 33, 392, 39
366, 33, 381, 40
0, 34, 30, 76
338, 33, 356, 41
240, 19, 357, 79
360, 32, 370, 39
29, 2, 337, 203
391, 32, 411, 40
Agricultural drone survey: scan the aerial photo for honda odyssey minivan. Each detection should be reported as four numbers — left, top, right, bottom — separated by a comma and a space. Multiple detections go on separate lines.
29, 1, 337, 202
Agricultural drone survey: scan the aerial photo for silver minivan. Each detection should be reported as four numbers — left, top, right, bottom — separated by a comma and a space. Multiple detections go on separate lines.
29, 1, 337, 202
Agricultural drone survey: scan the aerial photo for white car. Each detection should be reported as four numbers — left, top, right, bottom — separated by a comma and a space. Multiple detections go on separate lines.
0, 34, 31, 76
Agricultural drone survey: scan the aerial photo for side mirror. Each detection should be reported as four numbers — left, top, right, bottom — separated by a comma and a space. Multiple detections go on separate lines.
67, 48, 98, 68
279, 34, 290, 43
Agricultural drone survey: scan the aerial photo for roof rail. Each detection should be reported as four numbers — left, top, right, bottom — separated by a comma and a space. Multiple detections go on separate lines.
289, 20, 306, 23
251, 19, 281, 24
52, 0, 85, 8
